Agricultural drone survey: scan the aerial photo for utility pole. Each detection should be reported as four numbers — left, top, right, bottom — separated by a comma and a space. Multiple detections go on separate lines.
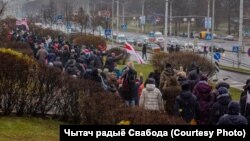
116, 0, 119, 36
170, 0, 173, 36
87, 0, 90, 15
122, 3, 125, 26
207, 0, 210, 33
239, 0, 244, 53
238, 0, 244, 68
142, 0, 145, 33
111, 0, 114, 47
164, 0, 169, 52
211, 0, 215, 62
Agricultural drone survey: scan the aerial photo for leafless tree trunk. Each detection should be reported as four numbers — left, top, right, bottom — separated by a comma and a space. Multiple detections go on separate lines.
0, 2, 7, 18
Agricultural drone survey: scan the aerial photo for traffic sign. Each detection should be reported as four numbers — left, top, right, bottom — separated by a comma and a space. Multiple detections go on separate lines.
205, 17, 212, 29
121, 24, 127, 30
140, 16, 146, 25
232, 46, 239, 53
214, 52, 221, 61
105, 29, 112, 36
248, 48, 250, 57
66, 22, 72, 29
205, 33, 212, 40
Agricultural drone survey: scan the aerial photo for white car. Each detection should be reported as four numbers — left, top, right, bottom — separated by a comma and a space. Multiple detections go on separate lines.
117, 34, 126, 44
224, 35, 234, 41
154, 32, 164, 43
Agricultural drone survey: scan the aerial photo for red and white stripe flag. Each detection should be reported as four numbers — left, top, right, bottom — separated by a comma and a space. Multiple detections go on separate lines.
16, 18, 29, 30
124, 42, 145, 64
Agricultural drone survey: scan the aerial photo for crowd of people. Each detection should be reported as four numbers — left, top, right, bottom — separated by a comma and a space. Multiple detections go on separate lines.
9, 28, 250, 125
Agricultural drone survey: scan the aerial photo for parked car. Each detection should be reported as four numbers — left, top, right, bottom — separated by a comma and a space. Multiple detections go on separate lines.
146, 43, 161, 50
209, 45, 225, 53
154, 32, 164, 43
134, 35, 149, 46
126, 36, 135, 45
116, 34, 126, 44
224, 35, 234, 41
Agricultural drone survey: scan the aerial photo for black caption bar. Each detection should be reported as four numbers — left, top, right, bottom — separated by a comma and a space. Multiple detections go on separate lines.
60, 125, 249, 141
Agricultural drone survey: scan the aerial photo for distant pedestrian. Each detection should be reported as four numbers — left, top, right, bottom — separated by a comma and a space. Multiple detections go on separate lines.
142, 43, 147, 60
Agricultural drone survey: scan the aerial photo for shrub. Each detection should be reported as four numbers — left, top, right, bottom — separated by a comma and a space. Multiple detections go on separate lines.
0, 48, 37, 115
73, 35, 107, 51
0, 48, 185, 125
79, 92, 185, 125
0, 41, 33, 56
150, 52, 216, 77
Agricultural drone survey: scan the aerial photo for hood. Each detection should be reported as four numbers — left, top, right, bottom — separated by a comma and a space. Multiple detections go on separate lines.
163, 68, 174, 76
180, 91, 193, 99
146, 84, 156, 91
228, 102, 240, 115
190, 62, 197, 71
222, 115, 247, 125
217, 93, 231, 105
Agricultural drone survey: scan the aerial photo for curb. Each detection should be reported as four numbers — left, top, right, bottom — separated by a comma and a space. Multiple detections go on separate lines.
220, 65, 250, 75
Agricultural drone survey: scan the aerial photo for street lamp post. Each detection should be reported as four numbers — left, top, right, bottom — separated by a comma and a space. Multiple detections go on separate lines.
211, 0, 215, 62
164, 0, 169, 52
239, 0, 244, 53
184, 18, 195, 51
116, 0, 119, 36
111, 0, 114, 48
207, 0, 210, 33
170, 0, 174, 36
122, 3, 125, 26
238, 0, 244, 68
141, 0, 145, 33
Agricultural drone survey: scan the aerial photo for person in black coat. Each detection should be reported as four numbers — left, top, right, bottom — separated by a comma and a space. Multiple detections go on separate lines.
240, 79, 250, 98
174, 81, 200, 124
217, 102, 248, 125
210, 87, 232, 125
142, 43, 147, 60
240, 83, 250, 124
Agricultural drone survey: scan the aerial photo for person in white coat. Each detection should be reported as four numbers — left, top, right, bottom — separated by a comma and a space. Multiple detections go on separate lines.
139, 78, 164, 111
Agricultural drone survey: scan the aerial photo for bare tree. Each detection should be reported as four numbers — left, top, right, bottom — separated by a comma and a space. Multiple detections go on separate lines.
0, 1, 7, 18
75, 7, 88, 34
47, 0, 57, 27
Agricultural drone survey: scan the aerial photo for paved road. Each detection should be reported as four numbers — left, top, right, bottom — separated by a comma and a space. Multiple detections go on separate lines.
120, 31, 250, 67
216, 70, 249, 90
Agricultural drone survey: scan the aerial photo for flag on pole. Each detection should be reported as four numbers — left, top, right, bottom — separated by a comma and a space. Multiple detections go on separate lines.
16, 18, 29, 31
124, 42, 145, 64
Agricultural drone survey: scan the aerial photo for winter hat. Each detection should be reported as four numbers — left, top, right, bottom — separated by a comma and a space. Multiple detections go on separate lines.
228, 102, 240, 115
165, 63, 172, 69
147, 78, 155, 84
218, 87, 228, 95
217, 87, 230, 99
216, 82, 230, 90
181, 81, 190, 91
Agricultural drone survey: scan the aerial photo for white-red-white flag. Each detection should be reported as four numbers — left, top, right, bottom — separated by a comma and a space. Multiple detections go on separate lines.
16, 18, 29, 30
124, 42, 145, 64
